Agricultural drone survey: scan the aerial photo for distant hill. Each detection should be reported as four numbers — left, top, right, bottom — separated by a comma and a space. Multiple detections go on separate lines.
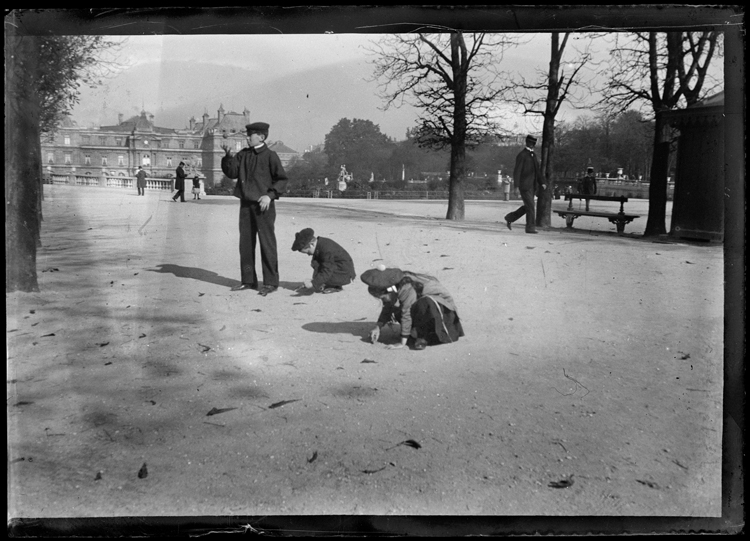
71, 59, 419, 152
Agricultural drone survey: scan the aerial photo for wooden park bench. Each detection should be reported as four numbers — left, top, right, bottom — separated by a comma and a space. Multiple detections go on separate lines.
555, 194, 640, 234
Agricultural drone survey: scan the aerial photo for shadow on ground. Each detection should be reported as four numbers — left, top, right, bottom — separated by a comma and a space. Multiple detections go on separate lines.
302, 321, 372, 342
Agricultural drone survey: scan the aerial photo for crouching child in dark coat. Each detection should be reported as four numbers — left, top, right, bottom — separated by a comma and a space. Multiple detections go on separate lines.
292, 228, 356, 294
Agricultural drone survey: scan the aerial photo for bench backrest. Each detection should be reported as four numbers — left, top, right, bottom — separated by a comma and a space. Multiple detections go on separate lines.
564, 194, 628, 203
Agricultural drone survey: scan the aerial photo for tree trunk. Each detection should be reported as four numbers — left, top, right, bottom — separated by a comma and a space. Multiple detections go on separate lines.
5, 33, 42, 292
537, 115, 556, 228
643, 112, 670, 237
446, 142, 466, 220
445, 33, 467, 221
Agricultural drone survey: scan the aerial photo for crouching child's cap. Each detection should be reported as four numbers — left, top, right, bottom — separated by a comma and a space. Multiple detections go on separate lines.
291, 228, 315, 251
360, 267, 404, 290
246, 122, 270, 135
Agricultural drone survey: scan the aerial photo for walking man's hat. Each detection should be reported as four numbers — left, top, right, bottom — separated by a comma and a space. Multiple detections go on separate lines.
526, 134, 538, 145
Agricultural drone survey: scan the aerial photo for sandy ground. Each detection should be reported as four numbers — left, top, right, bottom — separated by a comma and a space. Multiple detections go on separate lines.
7, 186, 724, 527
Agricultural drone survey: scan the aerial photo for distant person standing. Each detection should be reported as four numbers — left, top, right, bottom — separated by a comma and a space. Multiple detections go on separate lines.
502, 175, 511, 201
135, 166, 148, 196
191, 174, 202, 200
221, 122, 289, 296
581, 166, 598, 211
173, 162, 187, 202
504, 135, 546, 234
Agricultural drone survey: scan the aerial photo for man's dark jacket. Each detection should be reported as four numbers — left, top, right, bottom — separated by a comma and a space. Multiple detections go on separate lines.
221, 145, 288, 201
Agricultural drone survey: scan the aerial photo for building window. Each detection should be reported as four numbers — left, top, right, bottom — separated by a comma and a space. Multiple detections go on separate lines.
179, 141, 185, 149
64, 136, 71, 145
84, 154, 91, 165
99, 137, 107, 146
101, 156, 108, 166
193, 141, 200, 149
156, 140, 161, 148
81, 135, 90, 144
64, 153, 72, 164
118, 155, 124, 166
197, 159, 202, 168
166, 157, 173, 167
235, 141, 242, 151
115, 137, 123, 146
47, 153, 54, 164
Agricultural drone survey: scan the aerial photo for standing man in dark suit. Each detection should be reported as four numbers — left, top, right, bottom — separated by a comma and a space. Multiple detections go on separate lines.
173, 161, 187, 202
135, 166, 148, 196
504, 134, 547, 234
221, 122, 289, 296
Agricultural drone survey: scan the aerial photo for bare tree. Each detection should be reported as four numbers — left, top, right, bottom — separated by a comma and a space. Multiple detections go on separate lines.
507, 32, 595, 228
368, 32, 518, 220
599, 31, 721, 237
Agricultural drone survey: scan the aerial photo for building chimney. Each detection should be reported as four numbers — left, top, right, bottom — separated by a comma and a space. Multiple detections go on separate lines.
118, 113, 124, 125
243, 107, 250, 123
189, 116, 196, 130
217, 104, 225, 123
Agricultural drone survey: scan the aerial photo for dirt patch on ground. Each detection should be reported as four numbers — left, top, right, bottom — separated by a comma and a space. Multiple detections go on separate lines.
8, 187, 723, 527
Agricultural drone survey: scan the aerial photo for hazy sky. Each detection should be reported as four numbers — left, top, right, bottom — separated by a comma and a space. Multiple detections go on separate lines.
69, 30, 721, 152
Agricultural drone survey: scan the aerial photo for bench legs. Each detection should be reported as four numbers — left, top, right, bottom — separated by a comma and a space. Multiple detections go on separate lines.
607, 216, 636, 234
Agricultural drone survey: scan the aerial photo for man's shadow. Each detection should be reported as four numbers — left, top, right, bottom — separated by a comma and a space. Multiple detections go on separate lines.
149, 264, 237, 287
302, 321, 374, 343
149, 264, 300, 291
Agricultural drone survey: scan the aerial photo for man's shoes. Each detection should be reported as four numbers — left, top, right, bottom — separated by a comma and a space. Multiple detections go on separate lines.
231, 283, 258, 291
526, 230, 539, 234
414, 338, 428, 351
322, 286, 343, 294
258, 285, 278, 296
504, 216, 512, 230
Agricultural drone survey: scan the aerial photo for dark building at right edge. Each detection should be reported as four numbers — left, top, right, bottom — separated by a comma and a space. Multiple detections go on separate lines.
663, 91, 725, 242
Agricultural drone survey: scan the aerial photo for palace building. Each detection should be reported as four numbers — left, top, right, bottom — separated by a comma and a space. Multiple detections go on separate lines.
40, 105, 300, 187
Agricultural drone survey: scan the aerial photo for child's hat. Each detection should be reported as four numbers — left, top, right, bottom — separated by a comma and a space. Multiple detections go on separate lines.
360, 267, 404, 289
246, 122, 270, 135
291, 228, 315, 251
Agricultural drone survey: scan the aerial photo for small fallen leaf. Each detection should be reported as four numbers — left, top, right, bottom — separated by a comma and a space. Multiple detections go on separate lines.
526, 246, 535, 250
206, 407, 237, 416
361, 465, 387, 474
15, 401, 34, 406
307, 451, 318, 463
137, 463, 148, 479
685, 261, 694, 264
99, 342, 109, 347
198, 344, 211, 353
251, 309, 262, 312
636, 479, 659, 489
400, 439, 421, 449
442, 267, 454, 270
361, 359, 377, 364
42, 333, 56, 337
268, 399, 301, 409
198, 292, 205, 296
95, 471, 102, 480
139, 333, 147, 338
104, 362, 113, 366
549, 476, 574, 489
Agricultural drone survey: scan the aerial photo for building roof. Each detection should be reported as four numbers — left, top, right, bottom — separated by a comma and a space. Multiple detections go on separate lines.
663, 90, 725, 127
268, 141, 298, 154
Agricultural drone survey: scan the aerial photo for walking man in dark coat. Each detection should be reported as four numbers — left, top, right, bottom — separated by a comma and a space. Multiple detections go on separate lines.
173, 162, 187, 202
135, 166, 148, 196
221, 122, 289, 296
504, 134, 547, 234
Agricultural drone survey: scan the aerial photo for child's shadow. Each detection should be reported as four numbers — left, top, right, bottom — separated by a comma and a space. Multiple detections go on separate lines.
302, 321, 373, 343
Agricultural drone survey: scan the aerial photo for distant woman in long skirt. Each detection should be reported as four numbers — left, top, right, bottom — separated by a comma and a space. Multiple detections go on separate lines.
361, 266, 464, 350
